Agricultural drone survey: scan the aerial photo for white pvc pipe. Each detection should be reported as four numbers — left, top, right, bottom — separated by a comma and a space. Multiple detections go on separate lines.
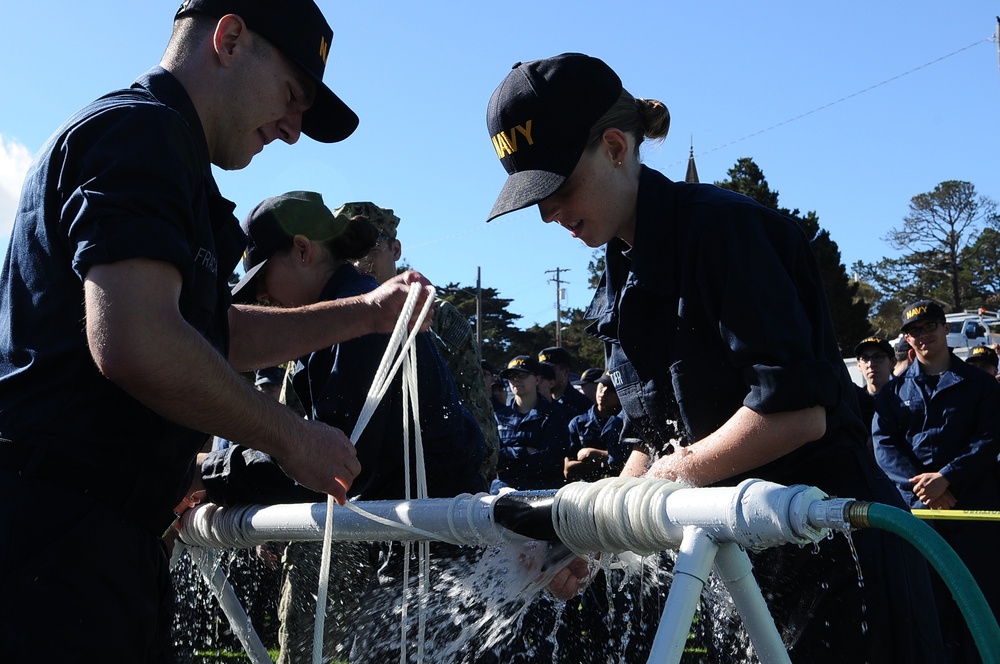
713, 542, 791, 664
647, 526, 720, 664
655, 480, 831, 551
180, 493, 507, 549
180, 480, 847, 554
189, 546, 273, 664
178, 480, 859, 664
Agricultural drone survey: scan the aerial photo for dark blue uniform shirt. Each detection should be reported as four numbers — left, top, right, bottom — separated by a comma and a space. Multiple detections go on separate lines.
201, 264, 487, 504
0, 67, 245, 529
581, 166, 946, 662
556, 385, 593, 418
585, 166, 869, 490
495, 395, 570, 490
873, 354, 1000, 510
568, 405, 627, 473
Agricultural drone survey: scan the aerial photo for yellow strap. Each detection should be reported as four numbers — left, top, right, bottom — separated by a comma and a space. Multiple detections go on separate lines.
911, 509, 1000, 522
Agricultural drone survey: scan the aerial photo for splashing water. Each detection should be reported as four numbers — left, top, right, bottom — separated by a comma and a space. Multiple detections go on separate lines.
171, 536, 769, 663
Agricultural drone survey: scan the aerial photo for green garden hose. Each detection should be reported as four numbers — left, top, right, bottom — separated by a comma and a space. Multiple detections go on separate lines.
846, 501, 1000, 663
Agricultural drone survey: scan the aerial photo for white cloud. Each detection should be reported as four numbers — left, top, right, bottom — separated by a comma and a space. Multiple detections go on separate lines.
0, 134, 33, 244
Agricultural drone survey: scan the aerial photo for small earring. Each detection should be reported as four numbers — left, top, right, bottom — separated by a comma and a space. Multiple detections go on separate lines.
616, 161, 622, 167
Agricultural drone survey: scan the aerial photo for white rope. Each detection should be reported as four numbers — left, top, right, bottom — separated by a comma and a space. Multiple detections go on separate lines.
312, 283, 435, 664
552, 477, 686, 557
396, 329, 432, 662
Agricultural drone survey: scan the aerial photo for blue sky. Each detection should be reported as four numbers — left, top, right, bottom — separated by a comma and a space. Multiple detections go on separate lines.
1, 2, 998, 328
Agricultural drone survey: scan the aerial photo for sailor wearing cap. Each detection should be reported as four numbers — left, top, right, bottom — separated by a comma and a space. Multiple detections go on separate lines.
538, 347, 593, 417
571, 367, 605, 404
493, 356, 572, 491
873, 300, 1000, 657
564, 372, 627, 481
853, 336, 894, 442
966, 345, 999, 378
483, 52, 944, 658
0, 1, 381, 659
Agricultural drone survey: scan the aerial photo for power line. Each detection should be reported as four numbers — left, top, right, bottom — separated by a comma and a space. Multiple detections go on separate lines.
668, 35, 993, 169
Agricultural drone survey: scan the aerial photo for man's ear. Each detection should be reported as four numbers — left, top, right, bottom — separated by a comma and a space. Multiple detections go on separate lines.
213, 14, 248, 65
391, 239, 402, 261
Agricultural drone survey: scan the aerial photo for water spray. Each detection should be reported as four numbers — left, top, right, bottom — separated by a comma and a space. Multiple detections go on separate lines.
181, 475, 1000, 663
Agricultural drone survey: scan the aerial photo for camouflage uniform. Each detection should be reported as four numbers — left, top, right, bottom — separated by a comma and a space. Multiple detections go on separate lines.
430, 298, 500, 482
338, 200, 499, 483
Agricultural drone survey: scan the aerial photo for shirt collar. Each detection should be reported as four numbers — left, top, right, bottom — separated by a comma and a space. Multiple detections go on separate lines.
132, 66, 211, 172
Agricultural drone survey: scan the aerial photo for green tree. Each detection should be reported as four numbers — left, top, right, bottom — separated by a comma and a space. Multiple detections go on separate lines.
716, 158, 872, 352
435, 282, 523, 369
965, 226, 1000, 308
507, 308, 605, 371
853, 180, 999, 315
587, 249, 605, 289
560, 308, 606, 369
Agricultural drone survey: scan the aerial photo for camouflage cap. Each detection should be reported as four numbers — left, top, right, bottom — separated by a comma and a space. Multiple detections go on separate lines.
334, 202, 400, 240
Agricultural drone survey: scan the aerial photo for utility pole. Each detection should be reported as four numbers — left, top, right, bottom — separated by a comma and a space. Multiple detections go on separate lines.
545, 268, 569, 347
475, 267, 483, 347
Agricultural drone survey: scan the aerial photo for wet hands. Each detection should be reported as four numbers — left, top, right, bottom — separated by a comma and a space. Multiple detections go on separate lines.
646, 445, 694, 483
514, 541, 593, 601
163, 478, 207, 553
256, 541, 287, 570
546, 555, 592, 600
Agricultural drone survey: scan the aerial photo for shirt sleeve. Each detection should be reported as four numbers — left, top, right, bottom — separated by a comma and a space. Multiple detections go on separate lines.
938, 378, 1000, 490
872, 388, 922, 507
200, 446, 322, 506
693, 205, 841, 415
61, 104, 207, 279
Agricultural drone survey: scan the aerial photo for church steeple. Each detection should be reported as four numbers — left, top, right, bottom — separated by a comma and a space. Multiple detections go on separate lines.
685, 138, 700, 183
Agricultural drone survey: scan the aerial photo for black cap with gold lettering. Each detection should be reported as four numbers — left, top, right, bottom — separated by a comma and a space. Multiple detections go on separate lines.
968, 345, 999, 366
485, 53, 622, 221
176, 0, 358, 143
900, 300, 946, 331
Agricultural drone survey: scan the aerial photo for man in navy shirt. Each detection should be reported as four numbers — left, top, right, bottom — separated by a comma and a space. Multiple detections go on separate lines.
874, 300, 1000, 661
538, 346, 593, 417
0, 1, 430, 661
852, 335, 894, 447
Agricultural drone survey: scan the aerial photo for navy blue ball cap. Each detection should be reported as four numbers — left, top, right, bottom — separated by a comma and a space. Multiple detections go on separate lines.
538, 346, 574, 367
175, 0, 358, 143
853, 336, 893, 358
572, 367, 604, 386
485, 53, 622, 222
231, 191, 347, 303
499, 355, 543, 378
900, 300, 946, 331
968, 345, 999, 366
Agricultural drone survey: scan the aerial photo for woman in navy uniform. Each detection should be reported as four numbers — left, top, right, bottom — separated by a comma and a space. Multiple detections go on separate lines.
484, 52, 944, 662
198, 192, 486, 662
201, 191, 486, 504
564, 371, 626, 481
493, 355, 572, 491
